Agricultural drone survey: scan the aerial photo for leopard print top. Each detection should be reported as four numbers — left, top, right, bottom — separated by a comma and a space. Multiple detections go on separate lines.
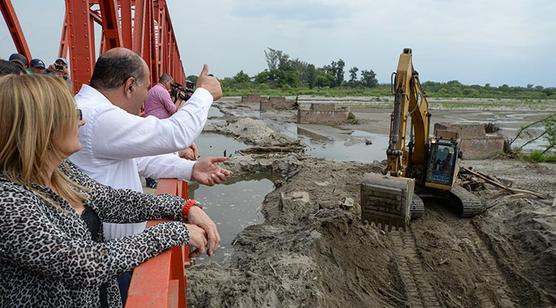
0, 161, 190, 307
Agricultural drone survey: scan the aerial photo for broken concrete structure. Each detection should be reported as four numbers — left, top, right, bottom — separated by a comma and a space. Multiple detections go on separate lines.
241, 95, 263, 104
434, 122, 506, 159
260, 96, 297, 111
297, 103, 350, 125
240, 95, 297, 111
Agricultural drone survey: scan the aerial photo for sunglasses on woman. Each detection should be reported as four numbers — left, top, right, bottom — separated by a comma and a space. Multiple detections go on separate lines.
77, 109, 82, 121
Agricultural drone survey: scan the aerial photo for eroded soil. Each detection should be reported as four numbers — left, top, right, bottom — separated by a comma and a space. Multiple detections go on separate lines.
185, 98, 555, 308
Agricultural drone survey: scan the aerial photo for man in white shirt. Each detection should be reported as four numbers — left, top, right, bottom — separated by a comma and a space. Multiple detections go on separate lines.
70, 47, 227, 245
70, 47, 227, 303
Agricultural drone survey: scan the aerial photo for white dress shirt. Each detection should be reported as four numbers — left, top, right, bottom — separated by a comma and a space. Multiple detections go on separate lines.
69, 85, 213, 240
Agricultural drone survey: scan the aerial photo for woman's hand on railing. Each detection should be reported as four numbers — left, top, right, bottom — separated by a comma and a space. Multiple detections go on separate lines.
187, 206, 221, 256
186, 224, 207, 258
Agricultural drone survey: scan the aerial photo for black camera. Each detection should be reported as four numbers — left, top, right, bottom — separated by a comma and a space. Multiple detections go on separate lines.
171, 82, 194, 101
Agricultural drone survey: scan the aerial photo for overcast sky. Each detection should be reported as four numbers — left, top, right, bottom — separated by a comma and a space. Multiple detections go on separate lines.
1, 0, 555, 86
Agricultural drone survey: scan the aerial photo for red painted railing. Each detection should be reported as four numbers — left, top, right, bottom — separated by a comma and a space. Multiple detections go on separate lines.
126, 179, 190, 308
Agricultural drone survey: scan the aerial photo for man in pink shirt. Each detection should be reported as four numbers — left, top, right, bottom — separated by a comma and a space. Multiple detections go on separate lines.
143, 74, 198, 188
144, 74, 182, 119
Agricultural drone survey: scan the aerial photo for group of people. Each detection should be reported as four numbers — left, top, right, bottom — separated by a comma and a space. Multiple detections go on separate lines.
1, 52, 70, 79
0, 48, 229, 307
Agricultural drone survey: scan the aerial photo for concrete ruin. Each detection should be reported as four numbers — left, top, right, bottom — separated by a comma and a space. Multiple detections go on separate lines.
260, 96, 297, 111
241, 95, 263, 104
297, 103, 351, 125
434, 122, 506, 159
240, 95, 297, 111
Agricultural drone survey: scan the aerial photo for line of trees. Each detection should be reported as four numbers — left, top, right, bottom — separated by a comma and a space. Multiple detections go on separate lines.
221, 48, 378, 89
186, 48, 555, 99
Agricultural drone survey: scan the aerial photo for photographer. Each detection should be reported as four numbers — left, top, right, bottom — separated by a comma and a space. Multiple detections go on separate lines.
142, 74, 200, 188
46, 57, 69, 80
144, 74, 183, 118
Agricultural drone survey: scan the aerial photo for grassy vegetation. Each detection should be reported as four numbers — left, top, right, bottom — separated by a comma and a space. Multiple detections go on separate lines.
222, 83, 556, 101
223, 84, 391, 97
519, 150, 556, 163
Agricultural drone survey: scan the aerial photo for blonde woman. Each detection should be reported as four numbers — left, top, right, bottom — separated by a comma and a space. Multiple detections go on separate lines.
0, 74, 219, 307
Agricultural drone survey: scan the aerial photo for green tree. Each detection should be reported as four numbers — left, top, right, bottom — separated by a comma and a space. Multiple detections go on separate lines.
233, 70, 251, 83
360, 69, 378, 87
264, 48, 290, 71
348, 66, 359, 86
306, 64, 317, 89
315, 68, 335, 87
335, 59, 345, 87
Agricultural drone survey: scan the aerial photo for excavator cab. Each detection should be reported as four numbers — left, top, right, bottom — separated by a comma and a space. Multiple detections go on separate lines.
424, 139, 459, 190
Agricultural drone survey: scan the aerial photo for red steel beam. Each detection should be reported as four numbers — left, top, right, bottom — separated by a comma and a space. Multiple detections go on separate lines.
120, 0, 132, 48
132, 0, 146, 56
89, 8, 102, 24
98, 0, 123, 49
66, 0, 95, 93
0, 0, 32, 63
58, 11, 69, 58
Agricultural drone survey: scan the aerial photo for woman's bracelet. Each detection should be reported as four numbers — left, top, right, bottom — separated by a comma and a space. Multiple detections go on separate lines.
182, 199, 200, 220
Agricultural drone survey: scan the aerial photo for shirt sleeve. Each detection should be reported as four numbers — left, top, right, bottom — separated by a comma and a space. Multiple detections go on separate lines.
136, 154, 195, 181
60, 161, 186, 224
158, 87, 178, 115
0, 189, 190, 289
91, 88, 212, 160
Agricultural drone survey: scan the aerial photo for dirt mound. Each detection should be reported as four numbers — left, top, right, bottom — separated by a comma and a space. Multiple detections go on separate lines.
210, 118, 295, 146
473, 197, 556, 306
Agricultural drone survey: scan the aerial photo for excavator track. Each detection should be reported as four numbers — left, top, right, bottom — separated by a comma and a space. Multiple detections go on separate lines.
448, 185, 484, 218
410, 194, 425, 219
390, 228, 441, 308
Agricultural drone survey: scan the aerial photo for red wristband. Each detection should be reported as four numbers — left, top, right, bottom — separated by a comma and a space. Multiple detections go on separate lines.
182, 199, 199, 219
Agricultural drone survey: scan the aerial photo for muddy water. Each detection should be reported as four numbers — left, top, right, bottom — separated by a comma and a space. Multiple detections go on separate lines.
303, 130, 388, 162
192, 133, 274, 263
196, 132, 247, 158
189, 178, 275, 263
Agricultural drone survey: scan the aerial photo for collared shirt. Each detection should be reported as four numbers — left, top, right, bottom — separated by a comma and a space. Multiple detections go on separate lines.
143, 83, 177, 119
69, 84, 212, 239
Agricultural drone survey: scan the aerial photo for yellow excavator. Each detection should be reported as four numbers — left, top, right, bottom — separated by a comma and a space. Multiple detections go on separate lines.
360, 48, 483, 230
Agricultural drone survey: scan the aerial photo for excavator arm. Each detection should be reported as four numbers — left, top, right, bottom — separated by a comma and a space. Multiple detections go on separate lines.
386, 48, 431, 181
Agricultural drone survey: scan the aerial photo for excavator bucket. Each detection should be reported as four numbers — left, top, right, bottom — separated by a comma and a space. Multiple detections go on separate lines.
360, 173, 414, 231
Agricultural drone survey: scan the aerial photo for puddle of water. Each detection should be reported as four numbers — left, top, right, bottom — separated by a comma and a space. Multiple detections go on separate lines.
303, 132, 388, 162
196, 133, 248, 158
350, 130, 373, 138
189, 178, 275, 263
208, 107, 224, 118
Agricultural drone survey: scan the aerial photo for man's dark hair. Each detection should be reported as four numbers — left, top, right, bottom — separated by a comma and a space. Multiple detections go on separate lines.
90, 51, 146, 90
0, 59, 25, 76
159, 74, 173, 83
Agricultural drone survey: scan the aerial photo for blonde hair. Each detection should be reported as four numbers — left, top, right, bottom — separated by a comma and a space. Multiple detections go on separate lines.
0, 74, 86, 206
